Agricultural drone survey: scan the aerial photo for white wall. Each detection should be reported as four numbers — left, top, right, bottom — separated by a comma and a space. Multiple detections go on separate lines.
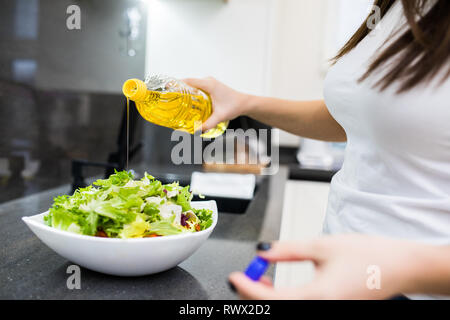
323, 0, 373, 61
268, 0, 329, 146
269, 0, 328, 100
146, 0, 274, 96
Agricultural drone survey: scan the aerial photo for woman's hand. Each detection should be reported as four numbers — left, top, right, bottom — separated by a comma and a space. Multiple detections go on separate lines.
229, 234, 431, 300
183, 77, 250, 132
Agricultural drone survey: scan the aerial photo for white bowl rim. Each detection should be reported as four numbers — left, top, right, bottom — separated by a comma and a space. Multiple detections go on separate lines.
22, 200, 218, 243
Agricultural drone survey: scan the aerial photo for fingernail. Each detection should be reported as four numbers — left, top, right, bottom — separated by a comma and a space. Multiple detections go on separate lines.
256, 242, 271, 251
228, 280, 237, 293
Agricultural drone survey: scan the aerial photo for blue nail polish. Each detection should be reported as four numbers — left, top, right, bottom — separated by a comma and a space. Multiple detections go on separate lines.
245, 256, 269, 281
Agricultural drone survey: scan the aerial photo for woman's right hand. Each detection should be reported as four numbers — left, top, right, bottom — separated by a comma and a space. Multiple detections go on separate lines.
183, 77, 251, 132
185, 77, 347, 142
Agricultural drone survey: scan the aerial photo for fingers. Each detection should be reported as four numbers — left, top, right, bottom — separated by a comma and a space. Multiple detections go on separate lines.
259, 275, 273, 287
229, 272, 323, 300
201, 114, 222, 132
229, 272, 281, 300
183, 77, 220, 132
183, 77, 215, 93
257, 240, 325, 263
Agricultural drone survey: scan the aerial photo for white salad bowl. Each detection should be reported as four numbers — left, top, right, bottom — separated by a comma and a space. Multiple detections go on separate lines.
22, 200, 218, 276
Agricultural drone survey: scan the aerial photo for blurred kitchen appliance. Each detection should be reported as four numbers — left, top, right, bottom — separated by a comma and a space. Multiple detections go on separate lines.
297, 138, 345, 171
202, 116, 272, 175
36, 0, 147, 93
71, 99, 142, 192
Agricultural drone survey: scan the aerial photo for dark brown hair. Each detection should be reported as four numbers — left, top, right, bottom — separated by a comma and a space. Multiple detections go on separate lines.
332, 0, 450, 93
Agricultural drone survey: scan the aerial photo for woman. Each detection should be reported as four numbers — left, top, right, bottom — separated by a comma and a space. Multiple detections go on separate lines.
185, 0, 450, 299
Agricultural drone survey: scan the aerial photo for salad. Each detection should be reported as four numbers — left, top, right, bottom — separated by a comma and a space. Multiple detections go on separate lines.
44, 170, 213, 238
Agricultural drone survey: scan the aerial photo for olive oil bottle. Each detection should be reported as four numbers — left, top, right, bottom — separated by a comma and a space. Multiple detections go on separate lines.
122, 75, 228, 138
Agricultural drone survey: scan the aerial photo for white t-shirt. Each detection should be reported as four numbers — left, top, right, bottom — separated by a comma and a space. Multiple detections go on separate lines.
323, 1, 450, 299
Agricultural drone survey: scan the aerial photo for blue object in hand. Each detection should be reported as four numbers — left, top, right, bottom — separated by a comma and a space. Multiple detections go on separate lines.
245, 256, 269, 281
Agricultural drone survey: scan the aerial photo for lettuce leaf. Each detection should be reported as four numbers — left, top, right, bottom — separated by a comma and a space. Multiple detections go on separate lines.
148, 218, 186, 236
175, 186, 193, 212
194, 208, 213, 230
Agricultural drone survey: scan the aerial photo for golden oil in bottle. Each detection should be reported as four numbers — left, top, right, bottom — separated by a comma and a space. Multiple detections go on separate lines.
122, 76, 228, 138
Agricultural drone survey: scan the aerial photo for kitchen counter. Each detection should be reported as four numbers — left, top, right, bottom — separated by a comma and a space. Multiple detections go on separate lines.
0, 167, 288, 299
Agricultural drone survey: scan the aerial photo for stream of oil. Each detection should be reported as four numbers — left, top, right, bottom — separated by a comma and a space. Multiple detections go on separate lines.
126, 97, 129, 170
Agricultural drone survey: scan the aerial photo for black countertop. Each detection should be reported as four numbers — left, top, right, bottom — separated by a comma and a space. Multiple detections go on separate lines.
0, 167, 288, 299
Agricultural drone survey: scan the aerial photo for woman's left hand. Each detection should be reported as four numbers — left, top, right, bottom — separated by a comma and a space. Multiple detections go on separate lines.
229, 234, 424, 300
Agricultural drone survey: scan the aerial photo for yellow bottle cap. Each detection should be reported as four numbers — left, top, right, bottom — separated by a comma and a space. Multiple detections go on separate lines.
122, 78, 148, 101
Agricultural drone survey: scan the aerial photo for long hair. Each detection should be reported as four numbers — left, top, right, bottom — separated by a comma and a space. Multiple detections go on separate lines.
332, 0, 450, 93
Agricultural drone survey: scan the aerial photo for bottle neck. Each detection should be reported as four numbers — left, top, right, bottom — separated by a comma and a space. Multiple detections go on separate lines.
122, 79, 148, 102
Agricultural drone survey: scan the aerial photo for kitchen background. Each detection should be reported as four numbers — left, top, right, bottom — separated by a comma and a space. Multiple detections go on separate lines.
0, 0, 371, 204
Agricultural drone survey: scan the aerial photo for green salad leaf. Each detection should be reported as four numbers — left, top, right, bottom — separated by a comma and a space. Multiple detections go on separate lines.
44, 170, 214, 238
194, 208, 213, 230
